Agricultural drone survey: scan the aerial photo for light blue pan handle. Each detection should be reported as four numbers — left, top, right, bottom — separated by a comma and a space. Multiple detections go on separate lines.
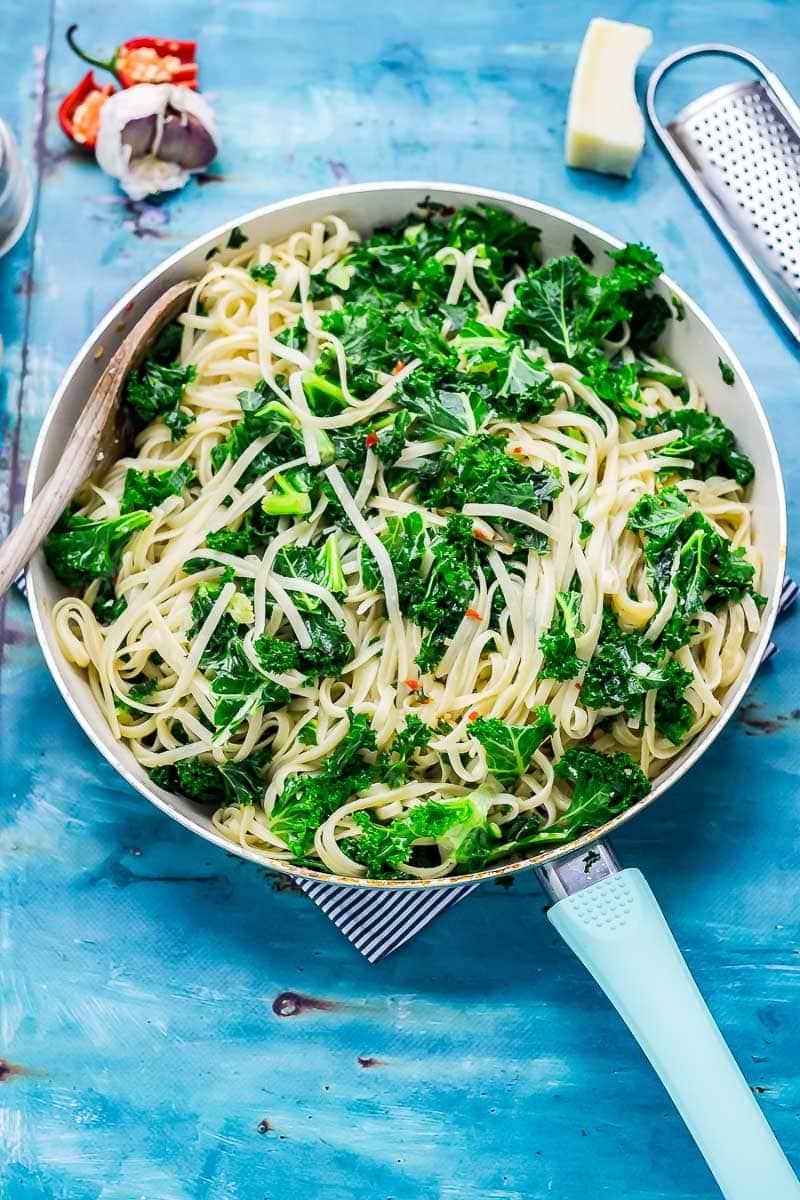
547, 865, 800, 1199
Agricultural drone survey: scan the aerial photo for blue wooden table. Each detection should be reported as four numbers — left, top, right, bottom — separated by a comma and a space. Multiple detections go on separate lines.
1, 3, 798, 1197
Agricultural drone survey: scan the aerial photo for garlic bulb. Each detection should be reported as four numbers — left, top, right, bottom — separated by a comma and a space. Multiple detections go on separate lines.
95, 84, 219, 200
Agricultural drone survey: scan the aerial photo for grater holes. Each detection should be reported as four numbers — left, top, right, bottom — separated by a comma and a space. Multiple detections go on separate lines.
674, 82, 800, 298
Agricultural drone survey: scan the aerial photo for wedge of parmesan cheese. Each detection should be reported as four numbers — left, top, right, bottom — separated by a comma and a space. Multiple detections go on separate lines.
565, 17, 653, 178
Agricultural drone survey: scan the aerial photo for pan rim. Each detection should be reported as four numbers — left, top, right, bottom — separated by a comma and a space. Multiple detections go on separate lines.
25, 179, 787, 890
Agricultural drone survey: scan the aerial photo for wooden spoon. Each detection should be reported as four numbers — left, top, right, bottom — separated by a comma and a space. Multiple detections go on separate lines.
0, 279, 196, 598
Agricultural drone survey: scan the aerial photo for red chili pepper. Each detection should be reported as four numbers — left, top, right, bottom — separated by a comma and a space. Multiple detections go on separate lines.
391, 361, 405, 376
404, 679, 420, 691
465, 608, 483, 621
364, 432, 379, 448
66, 24, 199, 90
58, 70, 115, 150
467, 710, 479, 721
472, 527, 492, 542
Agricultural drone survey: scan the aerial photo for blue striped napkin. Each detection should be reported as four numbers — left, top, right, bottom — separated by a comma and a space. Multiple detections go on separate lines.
296, 575, 798, 960
14, 573, 798, 960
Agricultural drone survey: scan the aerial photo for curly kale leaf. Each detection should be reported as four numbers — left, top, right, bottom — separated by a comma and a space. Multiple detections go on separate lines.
408, 515, 480, 673
580, 359, 643, 421
210, 639, 291, 745
539, 590, 585, 681
637, 408, 754, 487
627, 487, 761, 649
376, 714, 431, 788
397, 370, 492, 442
125, 347, 196, 441
274, 533, 346, 613
121, 462, 195, 513
149, 751, 268, 807
454, 320, 560, 422
297, 614, 353, 677
505, 256, 625, 360
547, 746, 651, 839
342, 784, 503, 877
361, 511, 426, 606
506, 242, 665, 363
212, 383, 333, 480
423, 433, 561, 512
471, 707, 556, 784
581, 609, 694, 739
271, 709, 377, 855
44, 509, 151, 590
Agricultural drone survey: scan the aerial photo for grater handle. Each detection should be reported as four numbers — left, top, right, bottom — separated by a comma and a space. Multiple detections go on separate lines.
646, 43, 793, 140
548, 868, 800, 1199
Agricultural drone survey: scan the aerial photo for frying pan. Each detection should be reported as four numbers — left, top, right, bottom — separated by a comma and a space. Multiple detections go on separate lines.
24, 183, 798, 1198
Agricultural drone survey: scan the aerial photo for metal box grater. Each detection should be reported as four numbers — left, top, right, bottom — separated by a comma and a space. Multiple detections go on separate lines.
647, 44, 800, 343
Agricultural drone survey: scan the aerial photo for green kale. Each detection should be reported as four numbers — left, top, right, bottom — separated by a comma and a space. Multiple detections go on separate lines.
471, 707, 555, 784
262, 469, 313, 517
581, 359, 643, 420
581, 609, 693, 735
397, 371, 491, 442
422, 433, 561, 513
254, 636, 300, 674
204, 527, 254, 557
149, 751, 267, 807
297, 613, 352, 677
342, 784, 503, 877
115, 675, 158, 716
188, 571, 248, 671
298, 720, 318, 746
44, 509, 151, 590
369, 409, 413, 464
546, 746, 650, 840
125, 350, 197, 441
653, 660, 695, 744
377, 714, 430, 788
607, 243, 663, 293
212, 382, 333, 478
276, 316, 308, 352
120, 462, 195, 513
250, 263, 277, 284
210, 639, 291, 745
361, 511, 426, 607
539, 590, 585, 681
325, 709, 377, 773
637, 408, 754, 487
719, 358, 735, 386
274, 533, 347, 613
672, 295, 685, 321
506, 243, 663, 363
507, 256, 622, 360
340, 810, 419, 876
302, 368, 348, 415
626, 487, 761, 649
626, 485, 690, 543
628, 293, 672, 349
271, 709, 377, 855
408, 515, 479, 672
227, 226, 247, 249
454, 320, 560, 422
91, 577, 127, 624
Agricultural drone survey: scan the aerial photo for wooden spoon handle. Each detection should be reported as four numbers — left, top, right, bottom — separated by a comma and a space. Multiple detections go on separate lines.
0, 364, 126, 596
0, 279, 195, 599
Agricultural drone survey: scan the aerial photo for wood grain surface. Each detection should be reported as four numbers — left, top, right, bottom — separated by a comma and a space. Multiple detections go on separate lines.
0, 3, 798, 1197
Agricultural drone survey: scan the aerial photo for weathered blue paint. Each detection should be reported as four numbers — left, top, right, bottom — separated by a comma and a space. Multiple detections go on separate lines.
0, 3, 798, 1197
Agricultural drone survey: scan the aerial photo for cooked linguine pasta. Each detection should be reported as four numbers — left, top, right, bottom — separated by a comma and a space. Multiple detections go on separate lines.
48, 203, 762, 878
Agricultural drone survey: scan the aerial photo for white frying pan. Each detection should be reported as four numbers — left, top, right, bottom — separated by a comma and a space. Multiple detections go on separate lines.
24, 184, 798, 1198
